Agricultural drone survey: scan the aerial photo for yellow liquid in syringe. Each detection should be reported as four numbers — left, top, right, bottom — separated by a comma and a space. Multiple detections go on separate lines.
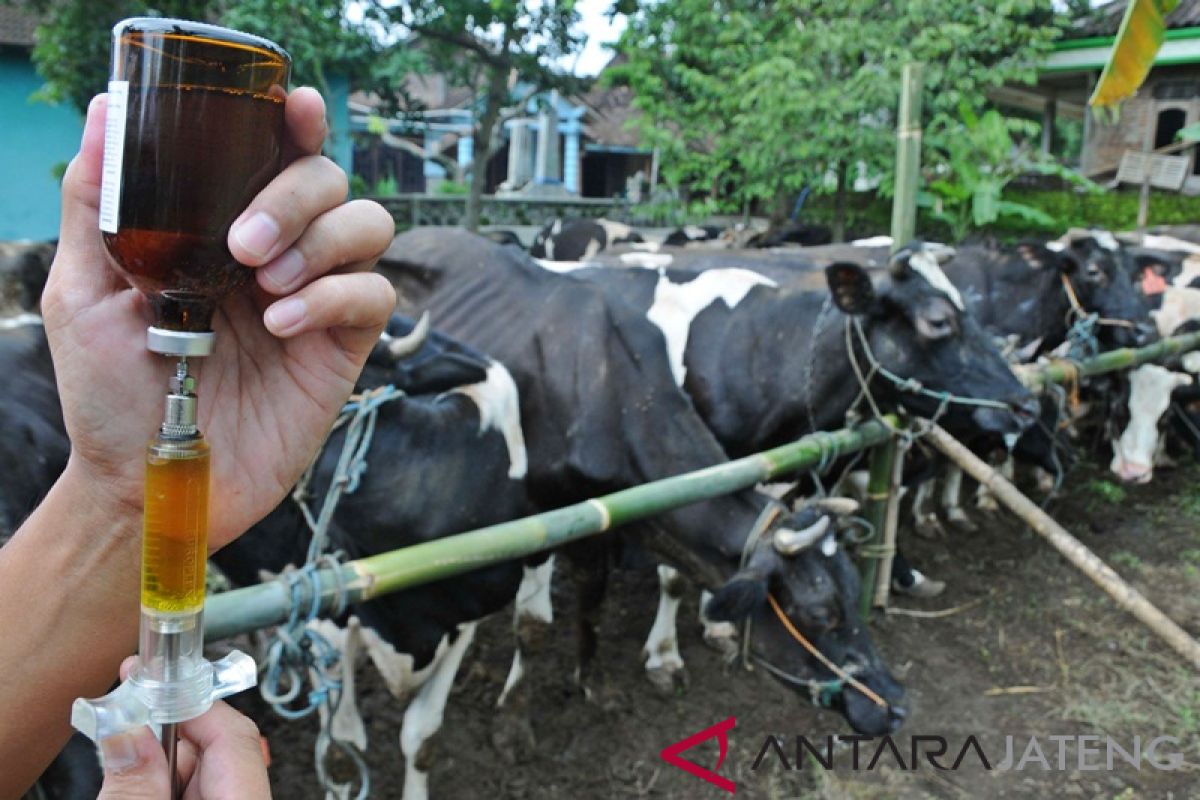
142, 438, 210, 613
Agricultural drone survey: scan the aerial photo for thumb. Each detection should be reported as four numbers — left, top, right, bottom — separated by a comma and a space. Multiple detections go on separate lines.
44, 93, 128, 320
96, 727, 173, 800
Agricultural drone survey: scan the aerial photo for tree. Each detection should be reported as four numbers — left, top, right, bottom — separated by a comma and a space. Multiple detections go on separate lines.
365, 0, 588, 230
9, 0, 409, 138
610, 1, 1063, 240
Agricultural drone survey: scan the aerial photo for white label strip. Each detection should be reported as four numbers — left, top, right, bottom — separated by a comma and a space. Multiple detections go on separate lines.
98, 80, 129, 234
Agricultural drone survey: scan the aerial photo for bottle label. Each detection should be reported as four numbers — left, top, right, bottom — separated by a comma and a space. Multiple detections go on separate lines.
98, 80, 129, 234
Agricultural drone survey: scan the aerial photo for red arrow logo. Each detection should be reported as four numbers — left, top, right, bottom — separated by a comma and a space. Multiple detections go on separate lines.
659, 717, 737, 794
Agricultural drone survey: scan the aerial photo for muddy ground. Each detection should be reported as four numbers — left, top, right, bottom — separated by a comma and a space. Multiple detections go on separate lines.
239, 452, 1200, 799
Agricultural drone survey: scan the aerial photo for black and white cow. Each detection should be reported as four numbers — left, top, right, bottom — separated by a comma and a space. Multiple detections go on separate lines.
379, 228, 908, 737
0, 240, 55, 316
0, 316, 68, 543
528, 217, 644, 261
215, 315, 537, 800
662, 224, 724, 247
566, 242, 1040, 648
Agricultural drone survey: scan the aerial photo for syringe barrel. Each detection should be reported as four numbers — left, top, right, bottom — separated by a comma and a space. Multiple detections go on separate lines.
142, 434, 209, 614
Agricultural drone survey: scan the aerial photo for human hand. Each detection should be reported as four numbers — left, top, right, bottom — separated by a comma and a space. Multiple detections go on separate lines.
42, 87, 396, 549
97, 661, 270, 799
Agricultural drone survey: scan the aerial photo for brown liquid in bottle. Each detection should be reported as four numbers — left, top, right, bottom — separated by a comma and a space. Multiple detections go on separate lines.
103, 22, 290, 332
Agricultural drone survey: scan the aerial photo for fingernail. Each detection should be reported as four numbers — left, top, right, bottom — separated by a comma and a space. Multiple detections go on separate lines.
233, 212, 280, 259
261, 248, 306, 292
98, 732, 141, 773
265, 297, 306, 334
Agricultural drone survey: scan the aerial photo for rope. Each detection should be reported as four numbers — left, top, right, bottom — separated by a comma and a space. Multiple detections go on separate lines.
844, 317, 1012, 431
264, 384, 407, 800
737, 499, 788, 670
1059, 273, 1135, 361
766, 593, 889, 709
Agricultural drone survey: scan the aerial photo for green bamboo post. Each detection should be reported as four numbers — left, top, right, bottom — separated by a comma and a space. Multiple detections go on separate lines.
205, 417, 897, 641
890, 62, 924, 252
857, 437, 898, 617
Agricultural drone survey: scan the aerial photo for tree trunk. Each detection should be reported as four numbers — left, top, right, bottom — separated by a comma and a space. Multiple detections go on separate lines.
465, 67, 508, 232
833, 161, 848, 243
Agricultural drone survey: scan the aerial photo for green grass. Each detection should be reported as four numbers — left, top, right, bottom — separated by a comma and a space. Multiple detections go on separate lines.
1085, 479, 1127, 505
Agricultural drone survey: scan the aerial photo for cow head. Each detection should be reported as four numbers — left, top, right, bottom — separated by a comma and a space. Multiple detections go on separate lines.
1050, 230, 1156, 347
825, 244, 1039, 437
1110, 364, 1192, 484
704, 501, 906, 735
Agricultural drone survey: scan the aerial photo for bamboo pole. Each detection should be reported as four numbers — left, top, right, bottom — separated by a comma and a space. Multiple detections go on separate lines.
1020, 330, 1200, 393
890, 62, 924, 252
858, 438, 897, 617
205, 418, 897, 642
925, 424, 1200, 670
872, 441, 907, 610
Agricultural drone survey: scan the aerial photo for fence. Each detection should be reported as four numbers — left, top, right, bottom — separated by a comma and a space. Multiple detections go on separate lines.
205, 328, 1200, 643
371, 194, 635, 231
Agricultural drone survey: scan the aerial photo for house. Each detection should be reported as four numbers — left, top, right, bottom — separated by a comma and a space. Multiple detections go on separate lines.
996, 0, 1200, 192
349, 54, 654, 200
0, 7, 84, 240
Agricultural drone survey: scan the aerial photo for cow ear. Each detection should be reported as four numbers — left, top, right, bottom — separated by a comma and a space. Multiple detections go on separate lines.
704, 571, 767, 622
826, 262, 876, 315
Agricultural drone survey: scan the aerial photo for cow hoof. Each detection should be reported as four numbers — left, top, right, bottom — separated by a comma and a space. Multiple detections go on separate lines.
915, 514, 946, 539
490, 712, 536, 765
702, 631, 740, 663
645, 663, 690, 695
946, 509, 977, 533
975, 496, 1000, 514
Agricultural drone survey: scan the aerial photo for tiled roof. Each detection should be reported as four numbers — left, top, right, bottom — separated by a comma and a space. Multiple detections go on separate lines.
0, 6, 37, 47
1071, 0, 1200, 38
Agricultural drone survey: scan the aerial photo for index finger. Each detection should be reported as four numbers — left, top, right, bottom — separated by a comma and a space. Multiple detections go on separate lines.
283, 86, 328, 163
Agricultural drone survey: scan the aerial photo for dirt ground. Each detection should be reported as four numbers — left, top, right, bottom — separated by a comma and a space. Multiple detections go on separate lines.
239, 451, 1200, 799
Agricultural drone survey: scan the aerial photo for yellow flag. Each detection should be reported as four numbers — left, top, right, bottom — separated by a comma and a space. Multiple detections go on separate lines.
1089, 0, 1181, 112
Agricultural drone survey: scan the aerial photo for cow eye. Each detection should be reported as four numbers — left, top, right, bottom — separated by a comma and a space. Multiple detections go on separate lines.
1085, 264, 1108, 285
916, 301, 957, 341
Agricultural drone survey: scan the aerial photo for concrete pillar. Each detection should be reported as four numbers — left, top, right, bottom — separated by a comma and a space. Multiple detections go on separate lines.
424, 130, 445, 193
534, 91, 561, 185
457, 134, 474, 169
505, 120, 534, 189
562, 121, 580, 194
1042, 97, 1057, 157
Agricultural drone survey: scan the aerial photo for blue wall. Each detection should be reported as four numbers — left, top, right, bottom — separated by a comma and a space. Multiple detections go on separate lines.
0, 49, 83, 241
324, 73, 353, 178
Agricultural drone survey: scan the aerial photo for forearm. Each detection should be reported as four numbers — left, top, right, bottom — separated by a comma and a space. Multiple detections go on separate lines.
0, 458, 141, 796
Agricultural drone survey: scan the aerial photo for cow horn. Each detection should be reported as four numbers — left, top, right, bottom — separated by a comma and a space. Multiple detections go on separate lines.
773, 516, 831, 556
387, 311, 431, 359
807, 497, 860, 517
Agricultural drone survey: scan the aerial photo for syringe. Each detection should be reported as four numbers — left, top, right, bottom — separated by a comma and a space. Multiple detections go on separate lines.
72, 357, 256, 796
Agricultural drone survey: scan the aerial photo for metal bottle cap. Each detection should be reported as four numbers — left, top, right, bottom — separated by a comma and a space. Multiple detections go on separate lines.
147, 327, 214, 357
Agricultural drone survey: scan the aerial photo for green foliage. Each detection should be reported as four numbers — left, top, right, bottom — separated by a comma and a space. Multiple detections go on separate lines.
11, 0, 410, 114
1086, 479, 1127, 506
372, 174, 399, 197
922, 105, 1098, 242
435, 180, 469, 196
610, 0, 1062, 222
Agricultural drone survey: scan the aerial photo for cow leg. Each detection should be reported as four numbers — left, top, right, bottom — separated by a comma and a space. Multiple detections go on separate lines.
698, 589, 739, 662
498, 556, 555, 708
912, 478, 946, 538
1034, 466, 1057, 495
491, 558, 554, 763
572, 548, 610, 700
974, 455, 1012, 513
642, 565, 688, 693
941, 466, 975, 532
400, 622, 477, 800
311, 617, 369, 755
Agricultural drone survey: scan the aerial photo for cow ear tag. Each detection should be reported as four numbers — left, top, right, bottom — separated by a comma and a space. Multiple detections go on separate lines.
825, 262, 875, 315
